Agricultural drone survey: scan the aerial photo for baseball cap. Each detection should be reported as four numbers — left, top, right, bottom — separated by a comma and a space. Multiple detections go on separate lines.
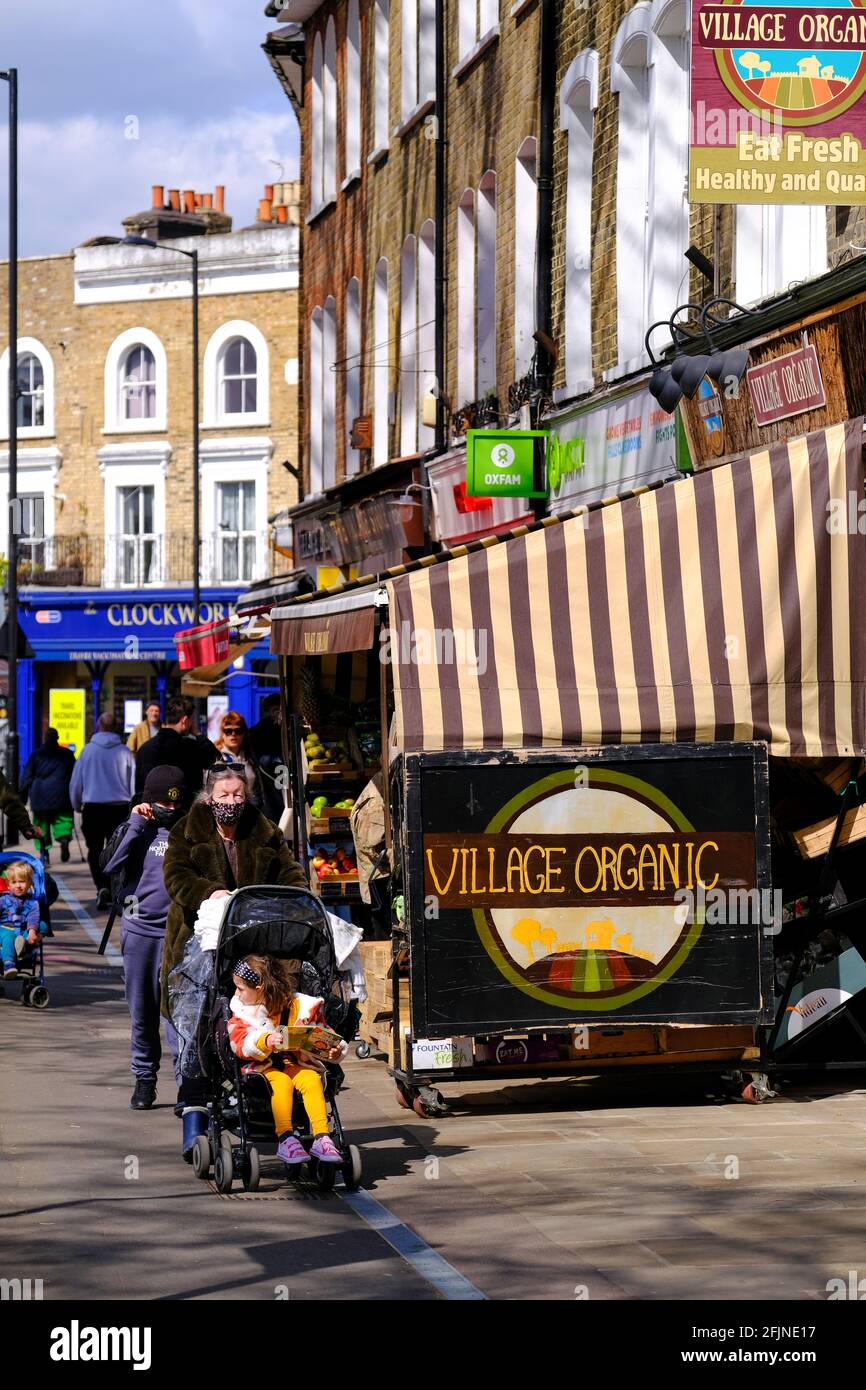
143, 765, 186, 805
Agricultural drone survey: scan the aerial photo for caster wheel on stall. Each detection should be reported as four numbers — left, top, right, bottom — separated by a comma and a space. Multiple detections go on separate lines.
355, 1041, 371, 1059
417, 1086, 449, 1116
395, 1083, 414, 1110
743, 1073, 775, 1104
341, 1144, 363, 1191
241, 1146, 260, 1192
29, 986, 50, 1009
214, 1145, 234, 1193
191, 1135, 212, 1180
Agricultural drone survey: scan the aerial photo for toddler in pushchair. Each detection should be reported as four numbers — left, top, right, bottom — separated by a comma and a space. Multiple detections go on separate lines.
172, 885, 363, 1194
0, 851, 52, 1007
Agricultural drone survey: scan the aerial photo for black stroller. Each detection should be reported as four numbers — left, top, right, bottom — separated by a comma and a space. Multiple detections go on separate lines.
172, 885, 363, 1195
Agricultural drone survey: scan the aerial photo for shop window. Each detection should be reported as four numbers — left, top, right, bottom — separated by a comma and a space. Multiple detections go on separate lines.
514, 138, 538, 381
310, 305, 324, 493
217, 480, 257, 583
611, 6, 651, 372
402, 0, 435, 119
346, 0, 361, 177
374, 258, 389, 466
324, 17, 337, 200
456, 190, 475, 409
373, 0, 390, 153
735, 205, 828, 304
104, 327, 167, 433
311, 32, 324, 210
345, 278, 362, 477
118, 484, 158, 587
203, 320, 269, 428
477, 171, 497, 397
220, 337, 258, 416
400, 235, 417, 455
561, 51, 598, 395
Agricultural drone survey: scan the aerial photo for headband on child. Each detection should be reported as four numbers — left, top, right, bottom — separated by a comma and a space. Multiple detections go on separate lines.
234, 960, 261, 987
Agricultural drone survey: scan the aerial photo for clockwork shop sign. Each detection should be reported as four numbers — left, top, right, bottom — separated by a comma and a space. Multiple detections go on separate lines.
691, 0, 866, 203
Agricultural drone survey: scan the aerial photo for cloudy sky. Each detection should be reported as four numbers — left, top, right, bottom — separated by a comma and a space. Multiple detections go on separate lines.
0, 0, 299, 257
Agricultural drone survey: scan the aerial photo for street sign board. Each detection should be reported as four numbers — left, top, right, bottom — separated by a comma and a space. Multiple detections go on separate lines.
465, 429, 548, 498
49, 688, 86, 758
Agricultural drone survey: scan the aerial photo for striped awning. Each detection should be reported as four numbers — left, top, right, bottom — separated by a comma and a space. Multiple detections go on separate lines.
388, 419, 866, 757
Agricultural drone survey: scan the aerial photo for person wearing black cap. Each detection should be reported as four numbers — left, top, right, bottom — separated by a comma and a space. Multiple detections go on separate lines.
103, 765, 187, 1111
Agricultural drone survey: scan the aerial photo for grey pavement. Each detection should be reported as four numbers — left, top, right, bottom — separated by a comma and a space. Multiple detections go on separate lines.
2, 850, 866, 1301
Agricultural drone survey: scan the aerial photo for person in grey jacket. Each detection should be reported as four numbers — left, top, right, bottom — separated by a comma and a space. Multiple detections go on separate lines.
70, 712, 136, 908
104, 765, 185, 1111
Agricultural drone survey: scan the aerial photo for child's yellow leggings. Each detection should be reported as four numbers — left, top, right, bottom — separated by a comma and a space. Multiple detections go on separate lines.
265, 1062, 328, 1135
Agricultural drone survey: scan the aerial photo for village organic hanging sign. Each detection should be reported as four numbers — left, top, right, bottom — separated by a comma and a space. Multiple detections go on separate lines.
691, 0, 866, 203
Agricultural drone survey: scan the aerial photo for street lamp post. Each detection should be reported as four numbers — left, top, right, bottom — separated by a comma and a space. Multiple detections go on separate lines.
1, 68, 19, 788
120, 236, 200, 621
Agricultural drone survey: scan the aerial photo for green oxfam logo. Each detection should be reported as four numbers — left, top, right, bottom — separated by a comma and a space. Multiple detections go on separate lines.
548, 436, 585, 492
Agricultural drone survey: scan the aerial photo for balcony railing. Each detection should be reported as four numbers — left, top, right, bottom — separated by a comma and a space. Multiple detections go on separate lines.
17, 533, 297, 589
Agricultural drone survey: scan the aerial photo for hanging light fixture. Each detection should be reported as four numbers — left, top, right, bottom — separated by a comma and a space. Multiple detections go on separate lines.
667, 302, 712, 400
701, 297, 756, 396
645, 320, 684, 412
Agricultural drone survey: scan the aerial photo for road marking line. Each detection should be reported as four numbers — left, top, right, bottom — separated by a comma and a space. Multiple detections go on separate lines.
338, 1187, 487, 1300
54, 876, 123, 966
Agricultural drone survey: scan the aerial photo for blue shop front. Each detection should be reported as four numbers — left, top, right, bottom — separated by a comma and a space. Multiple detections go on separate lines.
16, 587, 274, 764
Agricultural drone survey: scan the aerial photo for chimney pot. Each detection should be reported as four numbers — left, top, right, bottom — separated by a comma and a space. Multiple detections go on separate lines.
264, 183, 274, 201
168, 188, 180, 211
152, 184, 165, 209
258, 198, 272, 223
214, 185, 225, 212
276, 204, 288, 224
203, 193, 213, 209
183, 189, 195, 213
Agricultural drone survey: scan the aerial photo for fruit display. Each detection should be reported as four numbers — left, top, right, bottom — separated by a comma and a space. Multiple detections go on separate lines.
311, 847, 359, 881
311, 794, 356, 815
304, 730, 353, 770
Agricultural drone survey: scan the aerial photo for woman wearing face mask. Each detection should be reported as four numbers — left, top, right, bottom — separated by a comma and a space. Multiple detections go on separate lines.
103, 765, 187, 1111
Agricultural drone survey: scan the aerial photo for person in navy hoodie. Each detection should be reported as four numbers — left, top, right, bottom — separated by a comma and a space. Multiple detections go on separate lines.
104, 765, 186, 1111
20, 727, 76, 863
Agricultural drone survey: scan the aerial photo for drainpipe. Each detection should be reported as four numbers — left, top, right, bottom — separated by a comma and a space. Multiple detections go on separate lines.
434, 0, 447, 456
532, 0, 557, 516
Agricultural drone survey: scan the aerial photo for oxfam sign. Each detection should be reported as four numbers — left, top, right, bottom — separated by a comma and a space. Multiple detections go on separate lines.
465, 429, 549, 498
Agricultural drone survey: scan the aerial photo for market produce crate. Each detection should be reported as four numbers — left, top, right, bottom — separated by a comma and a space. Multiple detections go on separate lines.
790, 803, 866, 859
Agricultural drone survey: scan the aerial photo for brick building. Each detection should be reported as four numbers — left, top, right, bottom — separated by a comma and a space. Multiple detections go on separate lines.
0, 182, 302, 759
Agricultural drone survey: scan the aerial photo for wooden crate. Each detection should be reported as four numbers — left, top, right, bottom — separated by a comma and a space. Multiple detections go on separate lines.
790, 803, 866, 859
366, 974, 410, 1017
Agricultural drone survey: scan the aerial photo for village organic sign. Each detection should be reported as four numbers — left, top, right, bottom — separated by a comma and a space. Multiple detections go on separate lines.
746, 343, 827, 423
405, 746, 773, 1035
691, 0, 866, 203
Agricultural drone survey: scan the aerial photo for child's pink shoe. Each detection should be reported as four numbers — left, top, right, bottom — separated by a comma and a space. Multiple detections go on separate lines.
277, 1134, 307, 1165
310, 1133, 342, 1163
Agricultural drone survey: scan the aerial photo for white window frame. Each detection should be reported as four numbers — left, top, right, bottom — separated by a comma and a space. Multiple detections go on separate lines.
371, 0, 391, 159
609, 3, 652, 378
514, 137, 538, 381
400, 235, 417, 455
203, 320, 270, 429
736, 205, 828, 304
418, 221, 436, 451
457, 0, 500, 64
648, 0, 690, 331
0, 446, 60, 562
456, 190, 476, 409
323, 296, 337, 488
324, 18, 338, 201
560, 50, 598, 398
345, 278, 362, 477
401, 0, 435, 120
309, 306, 324, 494
345, 0, 362, 182
0, 337, 55, 440
311, 32, 324, 211
477, 170, 497, 398
103, 327, 168, 434
374, 258, 390, 466
97, 441, 170, 587
199, 436, 272, 587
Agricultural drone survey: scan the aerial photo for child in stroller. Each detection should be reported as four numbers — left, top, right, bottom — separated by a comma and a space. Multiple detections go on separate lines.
174, 885, 363, 1194
0, 852, 51, 1006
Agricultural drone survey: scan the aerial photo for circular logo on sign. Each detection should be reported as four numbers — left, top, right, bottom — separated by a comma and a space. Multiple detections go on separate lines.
715, 0, 866, 127
490, 442, 516, 469
473, 769, 705, 1013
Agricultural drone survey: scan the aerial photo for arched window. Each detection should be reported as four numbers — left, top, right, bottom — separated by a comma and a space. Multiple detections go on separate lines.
345, 279, 361, 477
456, 191, 475, 409
648, 0, 690, 327
16, 353, 45, 429
311, 33, 324, 211
402, 0, 435, 117
346, 0, 361, 177
373, 0, 390, 153
477, 171, 497, 397
323, 296, 337, 488
310, 308, 324, 494
736, 206, 828, 304
400, 235, 417, 455
374, 258, 389, 466
514, 138, 538, 380
561, 51, 598, 394
220, 337, 258, 416
104, 327, 167, 433
203, 321, 269, 427
611, 5, 651, 371
324, 18, 337, 200
418, 221, 436, 449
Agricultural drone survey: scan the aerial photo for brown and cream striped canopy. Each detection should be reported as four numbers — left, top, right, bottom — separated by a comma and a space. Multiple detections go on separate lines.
388, 419, 866, 756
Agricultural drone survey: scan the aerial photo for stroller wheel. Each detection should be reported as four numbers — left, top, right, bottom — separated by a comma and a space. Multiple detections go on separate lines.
191, 1135, 212, 1180
310, 1157, 336, 1192
341, 1143, 363, 1191
214, 1145, 234, 1194
241, 1146, 260, 1192
29, 986, 50, 1010
355, 1041, 371, 1059
20, 983, 31, 1006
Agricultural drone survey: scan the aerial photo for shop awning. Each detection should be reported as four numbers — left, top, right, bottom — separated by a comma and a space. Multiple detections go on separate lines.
235, 570, 315, 619
270, 587, 385, 656
180, 637, 264, 696
388, 419, 866, 757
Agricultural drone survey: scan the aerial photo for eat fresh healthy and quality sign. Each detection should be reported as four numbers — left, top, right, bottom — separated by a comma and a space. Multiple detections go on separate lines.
691, 0, 866, 204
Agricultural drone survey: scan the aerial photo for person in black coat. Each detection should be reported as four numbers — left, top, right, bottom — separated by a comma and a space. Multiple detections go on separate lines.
135, 694, 218, 805
20, 727, 75, 861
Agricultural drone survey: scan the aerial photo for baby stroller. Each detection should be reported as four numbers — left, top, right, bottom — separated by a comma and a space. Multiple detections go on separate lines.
182, 885, 363, 1195
0, 849, 52, 1009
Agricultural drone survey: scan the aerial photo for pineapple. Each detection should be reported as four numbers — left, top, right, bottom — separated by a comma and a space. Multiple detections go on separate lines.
300, 663, 323, 729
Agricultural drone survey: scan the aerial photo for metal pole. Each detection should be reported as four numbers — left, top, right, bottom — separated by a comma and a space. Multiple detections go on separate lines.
191, 248, 200, 623
434, 0, 446, 456
5, 69, 18, 787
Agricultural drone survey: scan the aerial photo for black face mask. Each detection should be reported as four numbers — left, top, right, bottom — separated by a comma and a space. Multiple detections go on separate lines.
152, 805, 179, 828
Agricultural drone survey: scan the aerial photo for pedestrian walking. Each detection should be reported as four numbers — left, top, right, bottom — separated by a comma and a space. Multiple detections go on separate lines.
213, 711, 267, 811
135, 695, 218, 804
103, 765, 186, 1111
20, 727, 76, 863
127, 700, 162, 754
247, 695, 286, 823
0, 769, 39, 847
70, 712, 136, 909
